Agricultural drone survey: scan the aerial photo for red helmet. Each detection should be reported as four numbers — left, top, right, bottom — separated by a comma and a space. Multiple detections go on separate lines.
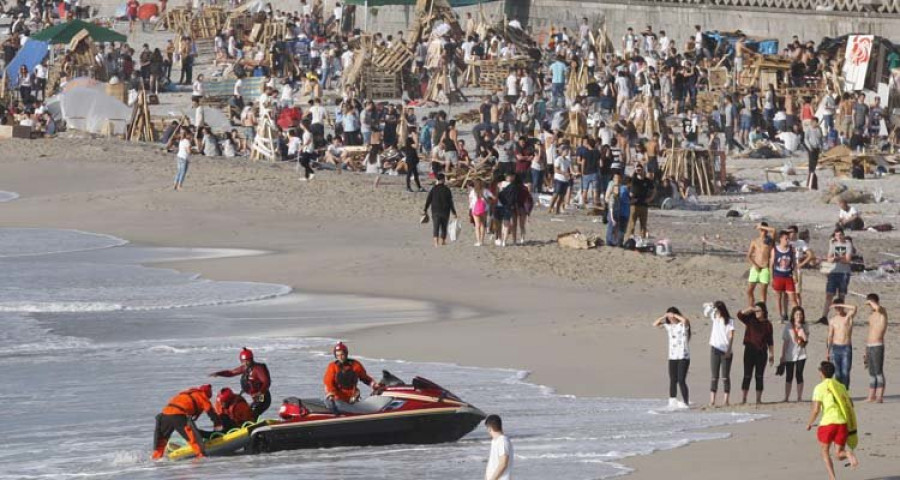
240, 348, 254, 362
333, 342, 348, 357
199, 384, 212, 398
279, 398, 309, 421
217, 387, 235, 405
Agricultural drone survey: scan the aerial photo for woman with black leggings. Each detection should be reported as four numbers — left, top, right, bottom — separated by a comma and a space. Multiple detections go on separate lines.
653, 307, 692, 409
737, 302, 774, 405
780, 306, 808, 402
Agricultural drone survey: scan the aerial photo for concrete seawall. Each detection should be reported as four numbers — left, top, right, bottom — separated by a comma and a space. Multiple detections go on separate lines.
349, 0, 900, 48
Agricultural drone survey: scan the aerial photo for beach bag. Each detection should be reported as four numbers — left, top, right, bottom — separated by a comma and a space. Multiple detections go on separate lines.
448, 218, 461, 242
472, 196, 487, 216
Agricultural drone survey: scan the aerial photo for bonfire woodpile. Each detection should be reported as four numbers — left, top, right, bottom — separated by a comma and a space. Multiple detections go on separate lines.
661, 149, 719, 195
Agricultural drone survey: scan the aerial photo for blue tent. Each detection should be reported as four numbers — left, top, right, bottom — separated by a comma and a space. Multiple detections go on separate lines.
704, 31, 779, 57
4, 40, 50, 86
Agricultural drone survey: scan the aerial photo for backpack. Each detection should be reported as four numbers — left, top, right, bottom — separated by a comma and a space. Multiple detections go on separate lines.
473, 196, 487, 216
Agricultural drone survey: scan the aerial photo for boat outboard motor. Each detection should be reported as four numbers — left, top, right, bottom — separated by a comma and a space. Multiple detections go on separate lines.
279, 397, 309, 421
380, 370, 406, 387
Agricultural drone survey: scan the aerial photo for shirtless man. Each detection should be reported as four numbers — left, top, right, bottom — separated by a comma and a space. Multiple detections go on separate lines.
863, 293, 887, 403
787, 225, 816, 309
826, 299, 857, 390
746, 223, 774, 307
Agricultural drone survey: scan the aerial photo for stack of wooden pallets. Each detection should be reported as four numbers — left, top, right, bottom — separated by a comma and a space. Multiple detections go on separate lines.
372, 43, 413, 74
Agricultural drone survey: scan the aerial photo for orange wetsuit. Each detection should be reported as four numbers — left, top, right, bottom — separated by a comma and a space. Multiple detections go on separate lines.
323, 359, 373, 403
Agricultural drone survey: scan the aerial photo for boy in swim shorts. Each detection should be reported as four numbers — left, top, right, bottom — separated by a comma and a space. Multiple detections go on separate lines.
746, 223, 774, 307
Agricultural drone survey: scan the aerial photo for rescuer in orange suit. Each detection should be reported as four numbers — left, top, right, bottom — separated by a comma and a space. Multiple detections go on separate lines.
152, 384, 219, 459
214, 387, 255, 431
323, 342, 382, 413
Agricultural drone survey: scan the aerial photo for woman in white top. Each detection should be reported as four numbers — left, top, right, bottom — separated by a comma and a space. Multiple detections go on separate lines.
468, 178, 493, 247
780, 306, 809, 402
653, 307, 691, 408
174, 128, 192, 190
705, 301, 735, 406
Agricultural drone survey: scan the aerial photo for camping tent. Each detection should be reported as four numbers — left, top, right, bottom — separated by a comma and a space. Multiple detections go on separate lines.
4, 40, 50, 85
53, 87, 131, 135
31, 19, 127, 44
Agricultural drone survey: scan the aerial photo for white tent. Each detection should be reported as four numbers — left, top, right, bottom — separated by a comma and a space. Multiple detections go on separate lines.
52, 87, 132, 135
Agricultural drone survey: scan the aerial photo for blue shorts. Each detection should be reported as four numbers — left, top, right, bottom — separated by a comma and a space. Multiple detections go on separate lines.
496, 205, 514, 221
826, 272, 850, 295
740, 116, 752, 131
553, 179, 569, 196
581, 173, 599, 193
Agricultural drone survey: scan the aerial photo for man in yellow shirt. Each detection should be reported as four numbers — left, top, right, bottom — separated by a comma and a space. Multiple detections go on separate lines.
806, 361, 859, 480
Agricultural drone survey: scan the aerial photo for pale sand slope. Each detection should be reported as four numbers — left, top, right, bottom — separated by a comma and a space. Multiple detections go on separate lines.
0, 136, 898, 479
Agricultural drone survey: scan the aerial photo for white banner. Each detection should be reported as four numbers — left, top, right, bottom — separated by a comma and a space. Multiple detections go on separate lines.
843, 35, 874, 91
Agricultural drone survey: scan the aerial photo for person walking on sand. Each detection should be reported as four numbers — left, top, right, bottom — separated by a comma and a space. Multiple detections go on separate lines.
770, 230, 798, 323
826, 299, 857, 390
781, 306, 809, 402
737, 302, 774, 405
653, 307, 691, 409
173, 128, 191, 191
705, 301, 734, 406
423, 173, 457, 247
806, 361, 859, 480
469, 179, 493, 247
484, 414, 513, 480
745, 222, 775, 307
863, 293, 887, 403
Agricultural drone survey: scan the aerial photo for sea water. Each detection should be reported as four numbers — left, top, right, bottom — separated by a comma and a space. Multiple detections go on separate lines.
0, 228, 760, 480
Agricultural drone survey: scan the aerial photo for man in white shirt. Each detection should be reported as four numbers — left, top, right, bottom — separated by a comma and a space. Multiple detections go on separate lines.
519, 72, 534, 97
505, 71, 519, 102
484, 415, 512, 480
658, 30, 671, 55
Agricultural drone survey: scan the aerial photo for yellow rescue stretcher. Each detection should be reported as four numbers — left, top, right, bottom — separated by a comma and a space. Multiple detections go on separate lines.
166, 420, 273, 460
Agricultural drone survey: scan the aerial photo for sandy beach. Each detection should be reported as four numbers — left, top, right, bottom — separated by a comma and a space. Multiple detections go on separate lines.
1, 133, 898, 478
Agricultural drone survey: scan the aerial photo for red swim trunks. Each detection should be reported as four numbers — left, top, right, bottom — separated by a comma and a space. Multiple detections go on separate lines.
772, 275, 796, 293
817, 423, 848, 446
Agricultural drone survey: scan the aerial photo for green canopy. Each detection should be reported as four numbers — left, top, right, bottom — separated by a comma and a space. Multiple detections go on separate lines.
31, 19, 127, 44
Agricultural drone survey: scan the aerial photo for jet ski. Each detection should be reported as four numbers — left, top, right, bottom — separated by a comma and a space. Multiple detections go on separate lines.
249, 371, 486, 453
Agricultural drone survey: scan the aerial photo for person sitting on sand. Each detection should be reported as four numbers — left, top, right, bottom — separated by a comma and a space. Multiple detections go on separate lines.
806, 361, 859, 479
836, 199, 864, 231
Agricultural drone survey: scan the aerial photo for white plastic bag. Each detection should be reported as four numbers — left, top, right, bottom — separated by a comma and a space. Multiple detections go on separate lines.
448, 218, 461, 242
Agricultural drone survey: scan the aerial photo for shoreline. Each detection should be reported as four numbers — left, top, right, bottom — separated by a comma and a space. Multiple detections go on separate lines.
1, 139, 898, 479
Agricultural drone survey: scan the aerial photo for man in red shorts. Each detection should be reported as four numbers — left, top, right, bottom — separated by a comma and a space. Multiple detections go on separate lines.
769, 230, 798, 323
806, 361, 859, 480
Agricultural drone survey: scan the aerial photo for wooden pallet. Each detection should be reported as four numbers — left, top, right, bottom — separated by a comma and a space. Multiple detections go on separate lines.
372, 43, 413, 74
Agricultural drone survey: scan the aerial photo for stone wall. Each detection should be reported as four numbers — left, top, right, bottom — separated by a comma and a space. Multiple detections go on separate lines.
352, 0, 900, 49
